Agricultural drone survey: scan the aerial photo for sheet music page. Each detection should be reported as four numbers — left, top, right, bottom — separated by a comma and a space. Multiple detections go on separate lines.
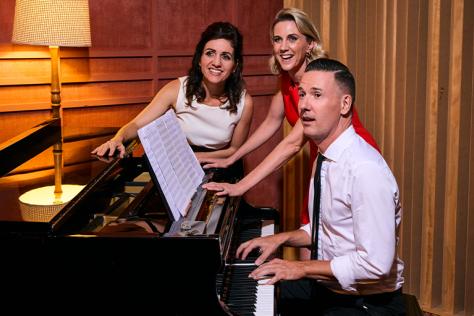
137, 109, 205, 221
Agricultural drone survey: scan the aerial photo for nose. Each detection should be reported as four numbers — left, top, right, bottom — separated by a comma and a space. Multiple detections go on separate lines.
298, 97, 309, 115
279, 39, 288, 52
212, 55, 222, 67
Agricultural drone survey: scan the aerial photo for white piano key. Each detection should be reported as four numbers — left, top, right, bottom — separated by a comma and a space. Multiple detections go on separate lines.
225, 219, 276, 315
255, 279, 274, 315
254, 221, 275, 315
261, 220, 274, 237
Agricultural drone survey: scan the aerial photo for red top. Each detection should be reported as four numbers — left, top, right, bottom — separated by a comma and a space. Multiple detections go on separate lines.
280, 72, 380, 224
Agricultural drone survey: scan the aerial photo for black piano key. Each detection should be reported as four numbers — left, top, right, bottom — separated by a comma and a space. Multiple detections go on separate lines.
218, 217, 276, 316
220, 265, 261, 316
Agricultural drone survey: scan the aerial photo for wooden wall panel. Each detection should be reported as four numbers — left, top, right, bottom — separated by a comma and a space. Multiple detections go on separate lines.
0, 59, 51, 84
244, 94, 282, 209
63, 104, 145, 131
0, 57, 154, 85
236, 0, 282, 54
0, 0, 284, 212
285, 0, 474, 315
0, 110, 50, 142
244, 55, 274, 75
460, 2, 474, 313
90, 0, 152, 50
155, 0, 233, 55
156, 56, 192, 79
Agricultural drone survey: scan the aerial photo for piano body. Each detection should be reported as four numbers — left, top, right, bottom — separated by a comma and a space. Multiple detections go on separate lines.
0, 119, 279, 315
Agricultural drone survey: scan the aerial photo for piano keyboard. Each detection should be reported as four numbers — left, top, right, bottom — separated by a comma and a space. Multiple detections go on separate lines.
218, 219, 276, 316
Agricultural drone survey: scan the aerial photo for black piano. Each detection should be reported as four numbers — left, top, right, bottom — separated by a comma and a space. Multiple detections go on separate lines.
0, 119, 279, 315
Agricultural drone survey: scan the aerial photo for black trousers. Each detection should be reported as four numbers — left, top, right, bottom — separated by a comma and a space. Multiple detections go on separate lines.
279, 279, 406, 316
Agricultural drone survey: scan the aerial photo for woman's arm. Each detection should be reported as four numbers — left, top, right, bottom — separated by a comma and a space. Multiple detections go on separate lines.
196, 93, 254, 160
203, 119, 308, 196
201, 90, 286, 167
91, 79, 180, 157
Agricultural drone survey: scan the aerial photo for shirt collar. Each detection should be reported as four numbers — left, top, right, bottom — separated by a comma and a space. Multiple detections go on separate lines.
321, 125, 356, 163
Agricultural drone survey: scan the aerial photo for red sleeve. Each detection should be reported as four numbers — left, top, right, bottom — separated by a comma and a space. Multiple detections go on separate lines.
352, 106, 380, 152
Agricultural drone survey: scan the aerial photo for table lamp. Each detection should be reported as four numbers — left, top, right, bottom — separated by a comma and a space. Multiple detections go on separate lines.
12, 0, 91, 215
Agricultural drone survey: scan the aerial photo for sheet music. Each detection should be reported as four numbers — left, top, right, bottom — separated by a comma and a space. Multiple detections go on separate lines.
138, 109, 205, 221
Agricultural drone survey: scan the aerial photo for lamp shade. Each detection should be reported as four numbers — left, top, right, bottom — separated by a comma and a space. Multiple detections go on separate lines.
12, 0, 91, 47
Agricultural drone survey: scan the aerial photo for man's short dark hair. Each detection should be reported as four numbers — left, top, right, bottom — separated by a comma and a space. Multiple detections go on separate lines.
305, 58, 356, 105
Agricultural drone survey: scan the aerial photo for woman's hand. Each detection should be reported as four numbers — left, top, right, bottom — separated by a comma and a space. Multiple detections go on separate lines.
199, 157, 234, 169
91, 139, 126, 158
202, 181, 247, 197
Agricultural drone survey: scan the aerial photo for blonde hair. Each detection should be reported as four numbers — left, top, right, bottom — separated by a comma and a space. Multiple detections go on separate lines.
269, 8, 328, 75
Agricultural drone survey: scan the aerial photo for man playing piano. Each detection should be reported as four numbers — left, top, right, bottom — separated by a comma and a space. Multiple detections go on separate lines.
234, 58, 405, 315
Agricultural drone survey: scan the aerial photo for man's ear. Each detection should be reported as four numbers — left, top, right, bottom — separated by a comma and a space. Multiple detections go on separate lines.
340, 95, 352, 115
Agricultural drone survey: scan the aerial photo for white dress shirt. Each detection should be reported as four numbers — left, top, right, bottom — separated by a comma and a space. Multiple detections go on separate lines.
301, 126, 404, 295
174, 76, 246, 150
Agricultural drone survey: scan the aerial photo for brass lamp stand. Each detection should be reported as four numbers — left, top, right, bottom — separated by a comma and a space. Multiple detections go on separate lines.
50, 46, 63, 198
12, 0, 91, 217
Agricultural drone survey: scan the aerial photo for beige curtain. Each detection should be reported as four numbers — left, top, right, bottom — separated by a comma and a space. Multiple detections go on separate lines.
283, 1, 474, 315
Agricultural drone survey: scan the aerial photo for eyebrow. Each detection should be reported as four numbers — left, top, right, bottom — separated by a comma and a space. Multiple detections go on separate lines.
273, 33, 300, 38
309, 87, 322, 93
299, 86, 322, 93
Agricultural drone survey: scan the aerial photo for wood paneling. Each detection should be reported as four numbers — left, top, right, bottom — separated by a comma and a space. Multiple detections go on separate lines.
90, 0, 152, 50
286, 0, 474, 315
244, 94, 282, 209
0, 0, 284, 210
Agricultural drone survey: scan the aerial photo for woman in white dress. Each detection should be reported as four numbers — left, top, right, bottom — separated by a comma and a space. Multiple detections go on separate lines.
92, 22, 253, 163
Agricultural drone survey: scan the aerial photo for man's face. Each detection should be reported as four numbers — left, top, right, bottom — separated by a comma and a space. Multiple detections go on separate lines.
298, 70, 348, 144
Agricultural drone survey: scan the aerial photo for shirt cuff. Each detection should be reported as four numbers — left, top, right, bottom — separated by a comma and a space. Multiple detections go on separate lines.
330, 255, 356, 291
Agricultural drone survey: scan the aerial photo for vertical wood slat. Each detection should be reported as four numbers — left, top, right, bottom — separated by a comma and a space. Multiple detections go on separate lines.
320, 0, 331, 54
403, 0, 425, 293
465, 14, 474, 311
373, 0, 387, 157
466, 44, 474, 314
282, 121, 309, 261
336, 0, 348, 64
420, 0, 440, 308
442, 0, 463, 313
364, 1, 378, 146
384, 0, 397, 166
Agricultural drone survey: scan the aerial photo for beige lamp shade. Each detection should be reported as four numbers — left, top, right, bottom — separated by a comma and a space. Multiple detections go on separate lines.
12, 0, 91, 47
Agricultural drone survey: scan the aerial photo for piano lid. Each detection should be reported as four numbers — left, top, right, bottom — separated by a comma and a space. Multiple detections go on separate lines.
0, 154, 117, 231
0, 119, 134, 233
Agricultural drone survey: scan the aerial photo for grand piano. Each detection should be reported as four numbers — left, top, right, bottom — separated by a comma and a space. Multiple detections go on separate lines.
0, 119, 279, 315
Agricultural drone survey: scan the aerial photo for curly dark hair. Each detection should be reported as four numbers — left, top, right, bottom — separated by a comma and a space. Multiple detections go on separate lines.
185, 22, 244, 113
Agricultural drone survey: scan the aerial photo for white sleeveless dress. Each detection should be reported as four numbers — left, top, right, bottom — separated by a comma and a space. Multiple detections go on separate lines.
174, 76, 246, 150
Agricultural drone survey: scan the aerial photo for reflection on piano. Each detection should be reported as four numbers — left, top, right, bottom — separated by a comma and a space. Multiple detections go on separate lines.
0, 121, 280, 315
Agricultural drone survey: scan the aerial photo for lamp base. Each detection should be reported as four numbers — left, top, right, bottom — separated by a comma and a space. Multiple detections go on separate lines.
19, 184, 84, 221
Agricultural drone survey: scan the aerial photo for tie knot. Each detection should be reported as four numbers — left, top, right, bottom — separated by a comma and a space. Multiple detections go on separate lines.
316, 153, 325, 166
314, 153, 325, 180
